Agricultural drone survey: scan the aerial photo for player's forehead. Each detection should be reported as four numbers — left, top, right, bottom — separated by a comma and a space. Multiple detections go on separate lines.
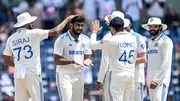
73, 22, 84, 26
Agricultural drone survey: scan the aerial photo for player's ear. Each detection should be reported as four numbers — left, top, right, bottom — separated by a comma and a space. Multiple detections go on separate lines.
159, 25, 163, 31
69, 23, 73, 29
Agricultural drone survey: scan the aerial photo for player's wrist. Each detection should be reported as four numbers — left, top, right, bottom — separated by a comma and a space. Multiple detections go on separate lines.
92, 32, 97, 34
71, 60, 75, 64
152, 81, 158, 85
66, 18, 70, 22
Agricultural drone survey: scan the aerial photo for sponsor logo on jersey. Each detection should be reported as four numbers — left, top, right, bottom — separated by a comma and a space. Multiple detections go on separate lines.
147, 49, 158, 54
69, 43, 72, 46
69, 50, 84, 55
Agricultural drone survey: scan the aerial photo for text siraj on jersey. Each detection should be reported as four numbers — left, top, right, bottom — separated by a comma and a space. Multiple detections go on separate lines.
12, 37, 30, 46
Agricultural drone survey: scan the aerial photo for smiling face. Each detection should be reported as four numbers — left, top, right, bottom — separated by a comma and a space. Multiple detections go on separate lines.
70, 16, 85, 36
71, 22, 84, 35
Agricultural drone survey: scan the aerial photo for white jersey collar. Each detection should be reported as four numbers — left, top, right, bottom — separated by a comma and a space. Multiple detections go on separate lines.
116, 31, 130, 35
67, 30, 82, 42
152, 33, 164, 41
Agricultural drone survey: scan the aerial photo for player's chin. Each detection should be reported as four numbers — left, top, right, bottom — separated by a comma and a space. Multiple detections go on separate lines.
76, 30, 82, 34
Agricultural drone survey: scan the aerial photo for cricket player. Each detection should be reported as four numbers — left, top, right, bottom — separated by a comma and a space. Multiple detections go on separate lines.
96, 11, 130, 101
3, 12, 76, 101
54, 16, 92, 101
90, 17, 138, 101
142, 17, 173, 101
125, 14, 146, 101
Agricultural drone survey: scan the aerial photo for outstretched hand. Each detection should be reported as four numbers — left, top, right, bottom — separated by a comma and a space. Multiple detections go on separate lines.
92, 20, 101, 34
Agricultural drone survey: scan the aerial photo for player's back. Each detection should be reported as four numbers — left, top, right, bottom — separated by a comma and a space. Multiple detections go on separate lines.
7, 28, 48, 75
104, 32, 137, 74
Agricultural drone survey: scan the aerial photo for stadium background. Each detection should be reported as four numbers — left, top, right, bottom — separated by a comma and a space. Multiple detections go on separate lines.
0, 0, 180, 101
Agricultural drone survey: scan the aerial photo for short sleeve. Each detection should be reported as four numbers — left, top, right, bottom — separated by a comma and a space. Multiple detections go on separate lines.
33, 29, 49, 41
137, 36, 146, 53
3, 38, 12, 56
54, 37, 64, 56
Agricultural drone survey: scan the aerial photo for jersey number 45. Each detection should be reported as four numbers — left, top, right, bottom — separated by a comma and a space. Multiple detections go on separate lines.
119, 50, 135, 64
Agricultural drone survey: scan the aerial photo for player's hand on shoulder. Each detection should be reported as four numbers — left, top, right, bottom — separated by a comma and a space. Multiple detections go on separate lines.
83, 59, 94, 66
96, 82, 103, 90
92, 20, 101, 34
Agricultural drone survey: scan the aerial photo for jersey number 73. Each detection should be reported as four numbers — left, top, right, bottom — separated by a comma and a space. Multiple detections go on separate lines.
13, 45, 33, 61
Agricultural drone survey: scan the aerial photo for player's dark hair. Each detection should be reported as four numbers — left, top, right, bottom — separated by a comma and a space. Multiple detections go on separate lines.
70, 16, 85, 24
114, 27, 124, 32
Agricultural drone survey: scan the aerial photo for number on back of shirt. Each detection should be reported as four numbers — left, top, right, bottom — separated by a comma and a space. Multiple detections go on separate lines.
13, 45, 33, 61
119, 50, 135, 64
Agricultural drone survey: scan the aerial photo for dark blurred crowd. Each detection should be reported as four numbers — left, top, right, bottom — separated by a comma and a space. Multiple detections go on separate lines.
0, 0, 180, 101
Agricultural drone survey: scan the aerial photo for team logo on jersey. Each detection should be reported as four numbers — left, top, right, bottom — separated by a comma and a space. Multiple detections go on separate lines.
141, 44, 145, 49
155, 43, 158, 47
69, 43, 72, 46
81, 43, 85, 48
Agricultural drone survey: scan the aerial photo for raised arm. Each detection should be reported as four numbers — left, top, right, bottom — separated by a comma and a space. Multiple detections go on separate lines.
90, 20, 109, 50
48, 15, 77, 36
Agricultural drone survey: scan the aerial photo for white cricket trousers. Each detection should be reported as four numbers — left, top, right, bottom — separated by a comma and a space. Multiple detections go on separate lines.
108, 71, 134, 101
102, 71, 109, 101
56, 72, 84, 101
15, 69, 43, 101
134, 82, 144, 101
149, 84, 168, 101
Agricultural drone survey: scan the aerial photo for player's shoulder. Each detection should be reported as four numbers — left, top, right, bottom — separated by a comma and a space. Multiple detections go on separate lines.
132, 31, 142, 38
31, 28, 43, 33
103, 31, 112, 39
7, 34, 14, 40
161, 34, 170, 40
160, 34, 173, 45
80, 33, 90, 39
7, 31, 21, 41
58, 32, 69, 40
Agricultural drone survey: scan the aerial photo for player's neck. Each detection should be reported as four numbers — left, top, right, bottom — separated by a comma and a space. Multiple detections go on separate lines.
69, 30, 79, 40
152, 32, 162, 40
